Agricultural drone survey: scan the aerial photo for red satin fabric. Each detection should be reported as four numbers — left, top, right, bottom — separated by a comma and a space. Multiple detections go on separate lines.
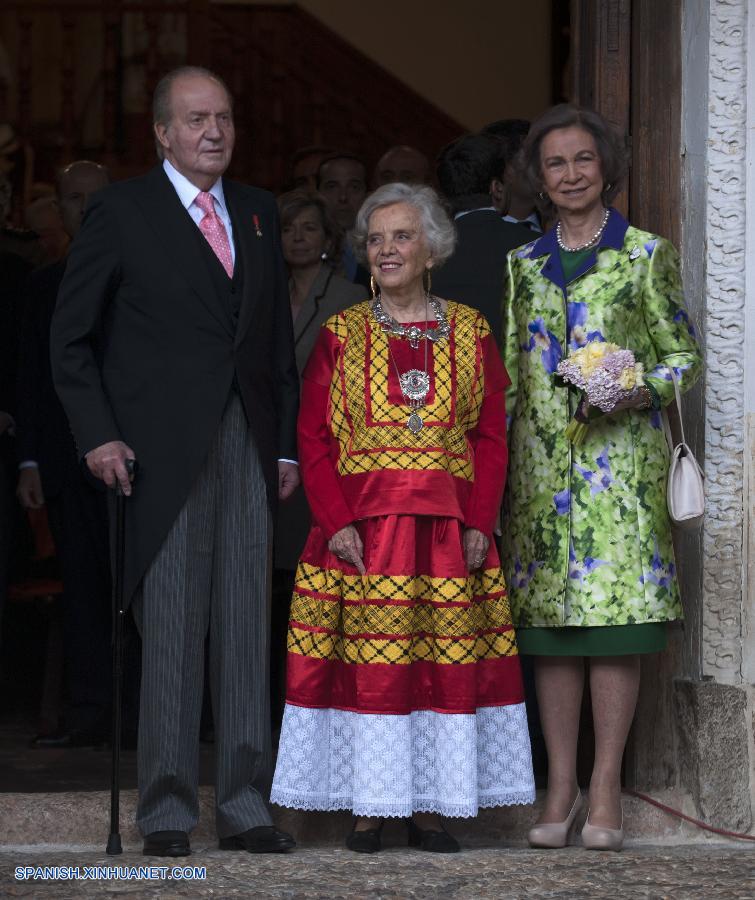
286, 655, 524, 716
285, 515, 525, 715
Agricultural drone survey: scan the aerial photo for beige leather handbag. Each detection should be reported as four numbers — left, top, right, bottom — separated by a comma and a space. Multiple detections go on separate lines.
662, 369, 704, 530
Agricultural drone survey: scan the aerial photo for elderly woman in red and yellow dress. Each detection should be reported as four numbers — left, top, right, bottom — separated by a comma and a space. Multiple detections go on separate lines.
271, 183, 535, 853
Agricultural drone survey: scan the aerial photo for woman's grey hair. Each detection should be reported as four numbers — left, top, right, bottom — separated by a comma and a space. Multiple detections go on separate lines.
351, 183, 456, 266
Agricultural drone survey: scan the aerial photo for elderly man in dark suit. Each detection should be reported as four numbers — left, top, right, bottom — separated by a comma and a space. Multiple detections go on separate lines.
50, 67, 299, 858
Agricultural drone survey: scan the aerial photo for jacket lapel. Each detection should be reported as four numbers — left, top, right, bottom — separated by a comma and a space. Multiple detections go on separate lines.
529, 226, 566, 293
293, 264, 332, 344
133, 167, 232, 335
225, 183, 264, 347
529, 207, 630, 293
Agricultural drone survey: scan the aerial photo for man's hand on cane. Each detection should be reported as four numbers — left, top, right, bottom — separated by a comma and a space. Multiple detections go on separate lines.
86, 440, 137, 496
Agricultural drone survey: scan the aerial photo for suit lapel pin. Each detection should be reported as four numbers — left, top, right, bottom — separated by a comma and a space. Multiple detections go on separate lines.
253, 214, 262, 238
629, 246, 640, 260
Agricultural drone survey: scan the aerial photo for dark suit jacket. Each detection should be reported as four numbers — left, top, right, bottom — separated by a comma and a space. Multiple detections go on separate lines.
432, 210, 534, 345
16, 260, 84, 498
50, 166, 299, 606
0, 251, 33, 419
275, 264, 364, 571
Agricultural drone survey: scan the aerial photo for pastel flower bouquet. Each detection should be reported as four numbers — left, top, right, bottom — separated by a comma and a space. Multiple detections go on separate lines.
555, 341, 645, 444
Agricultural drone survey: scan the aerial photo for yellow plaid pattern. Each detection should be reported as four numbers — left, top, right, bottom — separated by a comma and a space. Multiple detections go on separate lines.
294, 560, 506, 604
288, 626, 516, 665
326, 302, 488, 478
288, 562, 517, 666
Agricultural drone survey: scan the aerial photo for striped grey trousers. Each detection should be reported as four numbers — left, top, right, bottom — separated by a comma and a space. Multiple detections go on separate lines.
132, 393, 273, 837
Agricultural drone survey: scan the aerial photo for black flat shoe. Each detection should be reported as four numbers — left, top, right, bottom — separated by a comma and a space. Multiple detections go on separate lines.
219, 825, 296, 853
345, 819, 384, 854
143, 830, 191, 857
406, 818, 460, 853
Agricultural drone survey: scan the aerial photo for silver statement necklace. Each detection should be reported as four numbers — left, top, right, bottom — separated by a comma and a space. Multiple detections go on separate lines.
556, 207, 610, 252
370, 293, 451, 349
372, 293, 445, 435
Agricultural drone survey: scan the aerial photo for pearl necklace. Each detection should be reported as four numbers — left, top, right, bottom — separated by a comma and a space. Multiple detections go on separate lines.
556, 208, 610, 252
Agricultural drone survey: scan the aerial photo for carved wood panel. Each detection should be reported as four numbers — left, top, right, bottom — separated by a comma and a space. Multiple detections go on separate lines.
629, 0, 681, 245
570, 0, 631, 216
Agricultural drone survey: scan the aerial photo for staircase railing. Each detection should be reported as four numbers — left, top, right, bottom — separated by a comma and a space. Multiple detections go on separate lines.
0, 1, 462, 192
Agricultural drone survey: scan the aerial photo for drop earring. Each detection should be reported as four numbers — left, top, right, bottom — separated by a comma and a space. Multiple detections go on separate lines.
370, 274, 379, 300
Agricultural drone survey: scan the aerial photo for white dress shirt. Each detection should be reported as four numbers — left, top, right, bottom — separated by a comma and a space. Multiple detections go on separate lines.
162, 158, 236, 264
503, 211, 542, 233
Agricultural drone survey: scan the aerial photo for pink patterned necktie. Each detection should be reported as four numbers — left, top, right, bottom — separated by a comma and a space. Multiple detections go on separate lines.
194, 191, 234, 278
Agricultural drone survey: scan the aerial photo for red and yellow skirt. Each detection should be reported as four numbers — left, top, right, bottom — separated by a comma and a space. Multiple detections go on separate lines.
271, 515, 535, 818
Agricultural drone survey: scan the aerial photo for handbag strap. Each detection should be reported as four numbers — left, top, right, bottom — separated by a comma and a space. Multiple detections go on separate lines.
669, 368, 686, 442
662, 367, 686, 451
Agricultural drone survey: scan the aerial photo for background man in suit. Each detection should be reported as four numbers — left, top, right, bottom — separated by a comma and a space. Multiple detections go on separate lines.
316, 152, 370, 289
482, 118, 543, 232
434, 132, 534, 344
50, 67, 299, 857
16, 160, 113, 748
373, 145, 430, 187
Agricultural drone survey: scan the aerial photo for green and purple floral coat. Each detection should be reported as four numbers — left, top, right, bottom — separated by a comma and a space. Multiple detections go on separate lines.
501, 209, 702, 628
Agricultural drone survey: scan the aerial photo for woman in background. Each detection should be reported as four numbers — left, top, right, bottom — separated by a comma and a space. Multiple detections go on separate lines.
271, 190, 363, 723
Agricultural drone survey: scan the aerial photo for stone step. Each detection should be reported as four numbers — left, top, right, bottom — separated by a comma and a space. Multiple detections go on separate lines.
0, 788, 715, 851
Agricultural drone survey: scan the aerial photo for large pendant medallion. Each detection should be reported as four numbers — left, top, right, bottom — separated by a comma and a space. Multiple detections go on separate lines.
407, 412, 424, 435
399, 369, 430, 404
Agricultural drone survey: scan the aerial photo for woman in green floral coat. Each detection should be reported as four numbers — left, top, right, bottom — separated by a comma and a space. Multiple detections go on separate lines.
501, 105, 702, 852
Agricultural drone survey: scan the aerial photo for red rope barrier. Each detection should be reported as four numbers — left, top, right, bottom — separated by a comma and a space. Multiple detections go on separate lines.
623, 789, 755, 843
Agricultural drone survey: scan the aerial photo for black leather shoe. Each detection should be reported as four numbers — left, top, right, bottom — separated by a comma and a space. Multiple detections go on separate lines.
406, 818, 460, 853
143, 830, 191, 857
345, 819, 384, 854
219, 826, 296, 853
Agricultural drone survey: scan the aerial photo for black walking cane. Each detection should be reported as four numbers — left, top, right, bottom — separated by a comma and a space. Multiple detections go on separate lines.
106, 457, 137, 856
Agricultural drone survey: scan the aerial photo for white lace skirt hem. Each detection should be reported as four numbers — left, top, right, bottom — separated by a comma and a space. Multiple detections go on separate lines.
271, 703, 536, 819
270, 793, 535, 819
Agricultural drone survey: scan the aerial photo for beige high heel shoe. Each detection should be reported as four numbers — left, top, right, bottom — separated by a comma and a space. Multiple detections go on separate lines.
581, 808, 624, 851
527, 791, 584, 849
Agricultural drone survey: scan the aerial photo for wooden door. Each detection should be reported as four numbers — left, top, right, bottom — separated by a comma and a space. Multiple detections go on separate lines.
569, 0, 681, 242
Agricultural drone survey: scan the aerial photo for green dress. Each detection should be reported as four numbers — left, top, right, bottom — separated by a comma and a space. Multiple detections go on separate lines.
501, 210, 703, 656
